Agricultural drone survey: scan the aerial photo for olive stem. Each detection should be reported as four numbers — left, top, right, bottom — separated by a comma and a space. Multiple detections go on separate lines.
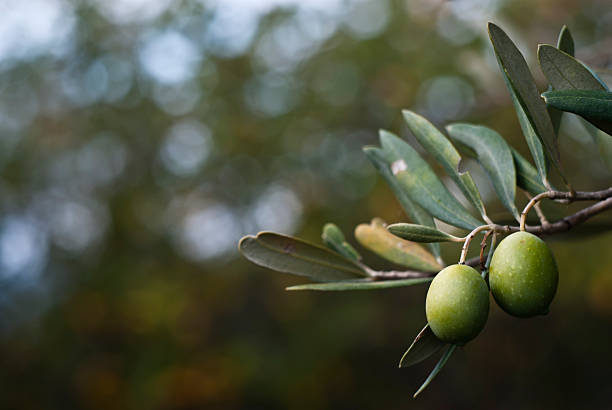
373, 194, 612, 280
522, 190, 550, 226
520, 187, 612, 231
481, 233, 497, 279
459, 225, 493, 264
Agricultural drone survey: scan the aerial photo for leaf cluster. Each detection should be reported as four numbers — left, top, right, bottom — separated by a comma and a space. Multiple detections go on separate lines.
239, 23, 612, 397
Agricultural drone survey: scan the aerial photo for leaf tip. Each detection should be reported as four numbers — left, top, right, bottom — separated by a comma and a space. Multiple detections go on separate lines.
238, 234, 256, 251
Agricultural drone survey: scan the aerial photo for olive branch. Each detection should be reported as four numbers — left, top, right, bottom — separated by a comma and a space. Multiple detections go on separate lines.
238, 23, 612, 397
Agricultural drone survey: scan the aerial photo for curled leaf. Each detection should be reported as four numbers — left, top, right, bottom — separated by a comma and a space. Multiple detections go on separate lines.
355, 219, 443, 272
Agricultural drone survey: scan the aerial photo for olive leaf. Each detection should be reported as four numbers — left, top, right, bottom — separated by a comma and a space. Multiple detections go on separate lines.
413, 344, 457, 398
488, 22, 560, 185
322, 223, 362, 262
446, 123, 520, 221
548, 25, 576, 134
401, 111, 488, 221
378, 131, 482, 230
363, 146, 441, 258
286, 277, 432, 291
556, 25, 574, 57
511, 148, 548, 194
354, 219, 443, 272
387, 223, 459, 243
542, 90, 612, 135
538, 45, 608, 91
399, 324, 446, 368
239, 232, 366, 282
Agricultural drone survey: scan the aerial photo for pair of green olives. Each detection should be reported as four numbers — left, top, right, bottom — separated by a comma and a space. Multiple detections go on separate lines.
426, 231, 559, 344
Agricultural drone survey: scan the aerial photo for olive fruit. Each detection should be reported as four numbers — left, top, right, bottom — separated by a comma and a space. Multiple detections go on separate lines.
426, 264, 489, 343
489, 231, 558, 318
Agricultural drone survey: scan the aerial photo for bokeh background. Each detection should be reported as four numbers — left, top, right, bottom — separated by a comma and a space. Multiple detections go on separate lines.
0, 0, 611, 409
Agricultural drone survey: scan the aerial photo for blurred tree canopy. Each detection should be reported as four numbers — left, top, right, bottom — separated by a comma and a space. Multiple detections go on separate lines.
0, 0, 611, 409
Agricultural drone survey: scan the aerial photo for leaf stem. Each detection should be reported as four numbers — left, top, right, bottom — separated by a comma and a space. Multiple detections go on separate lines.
520, 186, 612, 231
459, 225, 493, 264
374, 190, 612, 280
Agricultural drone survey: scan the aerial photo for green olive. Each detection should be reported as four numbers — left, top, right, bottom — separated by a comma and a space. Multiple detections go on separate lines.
426, 264, 489, 343
489, 231, 558, 318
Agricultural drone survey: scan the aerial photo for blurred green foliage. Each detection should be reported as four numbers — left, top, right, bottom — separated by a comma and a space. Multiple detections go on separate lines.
0, 0, 611, 409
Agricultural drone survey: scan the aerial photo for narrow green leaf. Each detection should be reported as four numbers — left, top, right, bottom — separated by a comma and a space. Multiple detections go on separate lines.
413, 344, 457, 398
556, 25, 574, 57
354, 219, 443, 272
286, 277, 432, 291
538, 45, 608, 91
321, 223, 361, 262
542, 89, 612, 135
239, 232, 366, 282
377, 131, 481, 230
514, 88, 550, 186
400, 112, 487, 221
511, 148, 548, 194
548, 25, 575, 135
446, 123, 520, 220
488, 22, 561, 182
387, 223, 458, 243
363, 146, 441, 258
399, 324, 446, 368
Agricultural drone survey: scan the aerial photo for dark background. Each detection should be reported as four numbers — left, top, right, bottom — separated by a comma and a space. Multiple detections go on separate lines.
0, 0, 611, 409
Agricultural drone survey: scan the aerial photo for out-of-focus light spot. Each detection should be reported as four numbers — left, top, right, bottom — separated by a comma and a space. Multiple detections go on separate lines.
251, 184, 302, 233
419, 76, 474, 122
77, 133, 129, 189
343, 0, 390, 39
139, 31, 202, 84
436, 9, 477, 46
313, 62, 361, 107
62, 62, 112, 107
0, 0, 75, 65
46, 199, 108, 253
93, 0, 173, 24
100, 55, 134, 103
204, 5, 259, 58
244, 73, 301, 117
152, 80, 201, 116
175, 204, 242, 261
405, 0, 445, 18
160, 120, 212, 177
0, 216, 48, 278
254, 19, 321, 73
83, 60, 110, 103
204, 0, 344, 60
0, 79, 39, 131
295, 9, 338, 42
32, 193, 109, 253
446, 0, 503, 26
